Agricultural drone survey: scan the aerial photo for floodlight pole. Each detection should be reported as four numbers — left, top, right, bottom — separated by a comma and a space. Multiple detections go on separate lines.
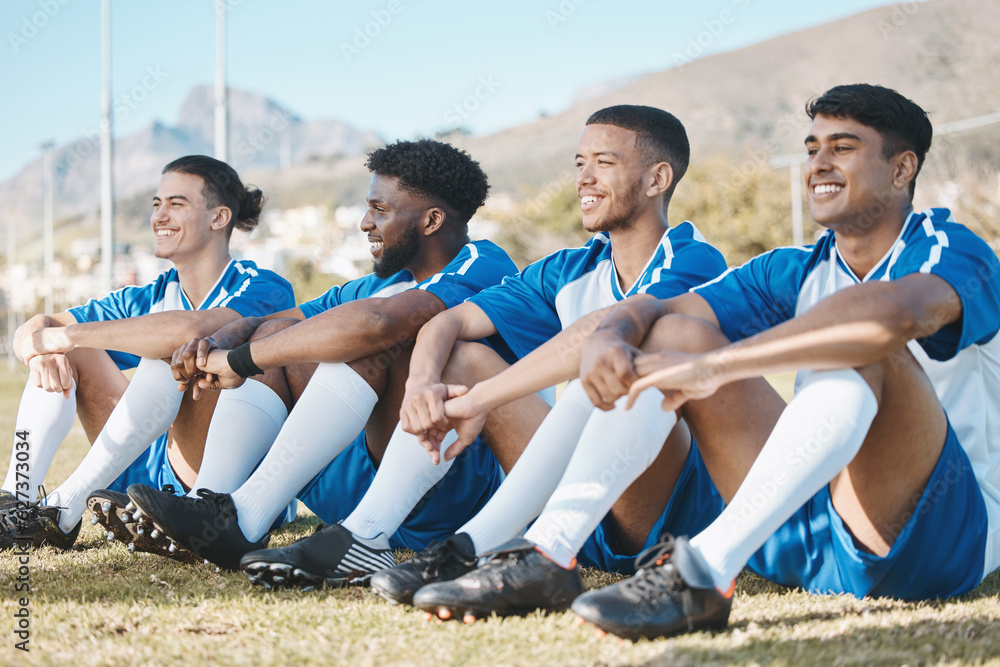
41, 140, 55, 312
215, 0, 228, 161
100, 0, 115, 293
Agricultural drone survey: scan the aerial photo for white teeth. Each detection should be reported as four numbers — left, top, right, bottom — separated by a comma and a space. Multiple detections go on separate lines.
370, 241, 383, 251
580, 196, 598, 205
813, 184, 843, 195
156, 229, 176, 237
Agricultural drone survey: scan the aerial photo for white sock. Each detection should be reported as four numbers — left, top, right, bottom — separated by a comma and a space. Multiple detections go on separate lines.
459, 379, 595, 554
231, 362, 378, 542
341, 428, 459, 539
188, 380, 288, 496
690, 368, 878, 589
525, 388, 677, 568
2, 379, 78, 502
49, 358, 182, 532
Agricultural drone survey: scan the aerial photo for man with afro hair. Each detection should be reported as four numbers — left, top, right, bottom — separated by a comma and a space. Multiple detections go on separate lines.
111, 140, 519, 571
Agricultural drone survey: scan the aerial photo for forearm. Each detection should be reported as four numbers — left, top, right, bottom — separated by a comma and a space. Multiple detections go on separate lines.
465, 306, 614, 410
64, 310, 237, 358
246, 295, 444, 370
698, 280, 951, 385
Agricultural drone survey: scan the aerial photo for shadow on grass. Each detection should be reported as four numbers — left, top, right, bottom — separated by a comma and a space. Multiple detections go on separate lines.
639, 614, 1000, 667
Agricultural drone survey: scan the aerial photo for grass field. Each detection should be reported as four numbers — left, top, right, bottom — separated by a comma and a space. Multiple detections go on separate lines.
1, 363, 999, 666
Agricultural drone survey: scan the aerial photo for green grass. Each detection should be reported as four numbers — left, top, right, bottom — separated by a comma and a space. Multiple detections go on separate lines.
1, 364, 999, 666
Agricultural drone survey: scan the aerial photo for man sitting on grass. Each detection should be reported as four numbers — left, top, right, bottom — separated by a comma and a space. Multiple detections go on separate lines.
1, 156, 294, 551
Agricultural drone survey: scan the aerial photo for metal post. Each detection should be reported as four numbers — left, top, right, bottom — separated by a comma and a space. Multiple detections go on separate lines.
214, 0, 228, 161
7, 216, 15, 370
100, 0, 115, 293
41, 141, 54, 313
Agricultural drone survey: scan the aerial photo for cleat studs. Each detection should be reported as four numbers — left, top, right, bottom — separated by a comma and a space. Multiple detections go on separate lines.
168, 543, 178, 554
136, 525, 145, 536
149, 529, 161, 540
125, 502, 135, 512
594, 629, 606, 638
423, 613, 433, 621
106, 532, 115, 542
272, 576, 286, 585
215, 567, 220, 573
102, 501, 111, 513
463, 614, 476, 624
575, 616, 585, 627
204, 559, 211, 565
121, 511, 131, 521
127, 543, 135, 553
90, 515, 100, 525
438, 609, 451, 620
132, 511, 143, 522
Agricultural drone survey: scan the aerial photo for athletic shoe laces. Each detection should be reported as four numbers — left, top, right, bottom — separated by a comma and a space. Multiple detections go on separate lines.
626, 535, 686, 603
415, 539, 468, 579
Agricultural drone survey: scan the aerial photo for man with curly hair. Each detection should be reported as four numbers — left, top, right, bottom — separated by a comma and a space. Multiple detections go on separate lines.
119, 140, 520, 571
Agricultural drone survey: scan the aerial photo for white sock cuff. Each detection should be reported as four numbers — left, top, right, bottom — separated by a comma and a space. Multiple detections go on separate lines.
223, 379, 289, 429
309, 362, 378, 420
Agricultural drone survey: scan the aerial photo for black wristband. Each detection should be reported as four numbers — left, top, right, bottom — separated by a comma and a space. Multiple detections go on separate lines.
228, 342, 264, 378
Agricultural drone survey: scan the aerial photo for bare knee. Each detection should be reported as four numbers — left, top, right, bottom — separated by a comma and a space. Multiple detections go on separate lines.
441, 341, 508, 385
640, 314, 731, 355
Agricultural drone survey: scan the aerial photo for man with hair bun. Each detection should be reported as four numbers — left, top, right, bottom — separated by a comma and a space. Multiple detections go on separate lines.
123, 139, 520, 572
1, 155, 295, 551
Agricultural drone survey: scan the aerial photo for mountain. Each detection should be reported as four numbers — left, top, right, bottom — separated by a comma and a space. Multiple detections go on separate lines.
0, 86, 382, 234
448, 0, 1000, 192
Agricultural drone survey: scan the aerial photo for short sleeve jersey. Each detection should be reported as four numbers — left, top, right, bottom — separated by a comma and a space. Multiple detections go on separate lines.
469, 222, 727, 359
298, 240, 517, 317
693, 208, 1000, 577
69, 259, 295, 370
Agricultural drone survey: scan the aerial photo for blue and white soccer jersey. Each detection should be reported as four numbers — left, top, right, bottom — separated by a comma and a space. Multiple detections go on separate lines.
296, 240, 520, 550
470, 223, 729, 571
695, 208, 1000, 598
68, 260, 296, 494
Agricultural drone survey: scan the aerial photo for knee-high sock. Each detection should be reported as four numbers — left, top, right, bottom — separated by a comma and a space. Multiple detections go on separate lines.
188, 380, 288, 496
49, 358, 182, 531
525, 388, 677, 568
231, 362, 378, 543
458, 379, 595, 554
3, 379, 78, 501
340, 428, 459, 539
690, 369, 878, 589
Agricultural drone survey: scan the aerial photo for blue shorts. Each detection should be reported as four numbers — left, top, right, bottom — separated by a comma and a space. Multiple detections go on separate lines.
297, 432, 505, 552
748, 422, 988, 599
108, 432, 297, 529
578, 439, 725, 574
108, 432, 185, 494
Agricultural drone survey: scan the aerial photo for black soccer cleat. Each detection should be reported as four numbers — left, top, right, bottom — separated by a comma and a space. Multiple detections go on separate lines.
412, 538, 583, 623
0, 488, 80, 551
126, 484, 267, 570
0, 489, 21, 514
87, 487, 201, 564
241, 522, 395, 591
570, 534, 733, 641
371, 532, 478, 606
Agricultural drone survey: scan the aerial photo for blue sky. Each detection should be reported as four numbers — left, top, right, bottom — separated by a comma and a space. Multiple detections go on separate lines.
0, 0, 899, 180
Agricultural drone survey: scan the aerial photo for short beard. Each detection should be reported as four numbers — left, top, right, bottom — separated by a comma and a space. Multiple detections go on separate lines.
587, 178, 642, 233
373, 224, 421, 278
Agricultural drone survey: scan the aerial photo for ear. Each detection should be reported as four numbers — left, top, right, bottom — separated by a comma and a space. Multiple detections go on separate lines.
645, 162, 674, 198
210, 206, 232, 231
422, 207, 446, 236
892, 151, 919, 192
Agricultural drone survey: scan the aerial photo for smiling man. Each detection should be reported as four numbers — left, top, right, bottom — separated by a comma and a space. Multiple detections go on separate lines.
121, 139, 520, 570
227, 105, 730, 596
0, 156, 295, 549
559, 84, 1000, 640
